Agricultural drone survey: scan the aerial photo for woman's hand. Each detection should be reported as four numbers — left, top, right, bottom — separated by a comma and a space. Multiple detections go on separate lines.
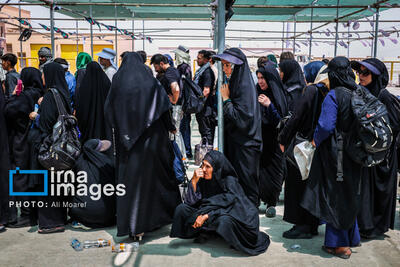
37, 97, 43, 105
192, 214, 209, 228
221, 83, 230, 101
311, 140, 316, 147
193, 168, 204, 182
29, 112, 38, 121
279, 144, 285, 152
258, 94, 271, 107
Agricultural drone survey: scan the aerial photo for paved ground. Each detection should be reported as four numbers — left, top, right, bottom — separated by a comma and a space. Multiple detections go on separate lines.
1, 88, 400, 267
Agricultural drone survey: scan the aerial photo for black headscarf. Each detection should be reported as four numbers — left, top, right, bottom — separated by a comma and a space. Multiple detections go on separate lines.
326, 57, 358, 90
38, 62, 71, 135
20, 67, 45, 96
104, 52, 171, 151
75, 62, 111, 142
256, 64, 288, 117
43, 62, 71, 112
199, 150, 238, 197
18, 67, 43, 111
279, 59, 306, 91
361, 58, 389, 97
225, 48, 261, 140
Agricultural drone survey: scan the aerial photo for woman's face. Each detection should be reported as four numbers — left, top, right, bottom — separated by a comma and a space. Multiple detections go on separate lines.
279, 69, 284, 80
358, 65, 373, 87
42, 72, 46, 87
222, 59, 233, 78
201, 160, 213, 180
257, 72, 268, 90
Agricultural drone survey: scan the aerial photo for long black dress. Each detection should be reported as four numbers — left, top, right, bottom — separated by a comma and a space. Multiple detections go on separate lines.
279, 77, 328, 230
37, 62, 72, 229
70, 139, 116, 228
222, 48, 262, 206
279, 59, 306, 112
170, 150, 270, 256
355, 59, 400, 237
256, 64, 288, 207
0, 89, 10, 226
4, 67, 42, 222
104, 52, 181, 236
75, 62, 111, 143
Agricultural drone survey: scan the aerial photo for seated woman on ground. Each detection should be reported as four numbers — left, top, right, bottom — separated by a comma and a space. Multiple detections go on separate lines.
170, 150, 270, 256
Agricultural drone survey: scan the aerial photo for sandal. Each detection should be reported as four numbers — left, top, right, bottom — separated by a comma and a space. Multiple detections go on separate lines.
322, 246, 352, 259
38, 226, 65, 234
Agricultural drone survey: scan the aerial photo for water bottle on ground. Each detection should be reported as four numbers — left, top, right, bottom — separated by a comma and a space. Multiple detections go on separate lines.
70, 238, 83, 251
112, 242, 139, 253
83, 239, 111, 248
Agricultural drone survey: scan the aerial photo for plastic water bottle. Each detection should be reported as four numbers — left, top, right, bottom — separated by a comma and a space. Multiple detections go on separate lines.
71, 238, 83, 251
112, 242, 139, 253
83, 239, 111, 248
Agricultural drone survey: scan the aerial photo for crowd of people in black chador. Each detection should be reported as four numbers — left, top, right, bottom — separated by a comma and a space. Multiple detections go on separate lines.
0, 45, 399, 258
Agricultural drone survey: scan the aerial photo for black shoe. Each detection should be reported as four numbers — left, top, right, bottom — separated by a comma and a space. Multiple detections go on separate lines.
0, 225, 6, 233
283, 225, 312, 239
7, 216, 31, 228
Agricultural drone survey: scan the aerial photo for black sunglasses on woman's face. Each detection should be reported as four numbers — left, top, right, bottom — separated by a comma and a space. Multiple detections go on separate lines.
357, 69, 371, 77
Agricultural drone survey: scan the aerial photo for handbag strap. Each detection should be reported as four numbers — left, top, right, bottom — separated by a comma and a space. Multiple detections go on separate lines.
50, 88, 68, 116
336, 130, 344, 182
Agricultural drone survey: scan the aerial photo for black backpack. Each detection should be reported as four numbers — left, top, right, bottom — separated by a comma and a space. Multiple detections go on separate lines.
346, 86, 393, 167
181, 75, 204, 114
38, 88, 81, 170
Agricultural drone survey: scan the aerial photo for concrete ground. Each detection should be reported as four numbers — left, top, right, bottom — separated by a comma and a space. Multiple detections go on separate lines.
1, 88, 400, 267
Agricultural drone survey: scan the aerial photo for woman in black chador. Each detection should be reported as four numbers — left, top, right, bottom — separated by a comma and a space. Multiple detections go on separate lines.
279, 62, 328, 239
301, 57, 362, 259
36, 62, 72, 233
279, 59, 306, 112
75, 61, 111, 143
0, 89, 10, 233
351, 58, 400, 239
105, 52, 181, 238
256, 63, 288, 218
213, 48, 262, 207
170, 150, 270, 256
5, 67, 42, 227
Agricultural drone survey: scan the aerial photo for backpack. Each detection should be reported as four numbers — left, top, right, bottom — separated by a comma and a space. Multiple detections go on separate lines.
38, 88, 81, 170
181, 75, 204, 114
346, 86, 393, 167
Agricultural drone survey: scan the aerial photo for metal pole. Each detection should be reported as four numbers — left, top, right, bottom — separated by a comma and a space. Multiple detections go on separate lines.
373, 4, 380, 58
347, 25, 350, 58
334, 0, 340, 57
308, 5, 314, 60
213, 10, 218, 50
281, 22, 285, 52
114, 4, 118, 65
89, 2, 93, 58
142, 20, 145, 51
293, 16, 296, 54
76, 20, 79, 55
132, 19, 135, 52
50, 3, 55, 58
18, 0, 23, 69
217, 0, 225, 152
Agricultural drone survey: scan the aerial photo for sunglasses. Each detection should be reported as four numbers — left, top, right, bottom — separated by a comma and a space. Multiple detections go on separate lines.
357, 69, 371, 77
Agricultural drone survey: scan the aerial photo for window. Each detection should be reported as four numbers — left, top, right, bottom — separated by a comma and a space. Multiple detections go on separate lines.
6, 43, 12, 53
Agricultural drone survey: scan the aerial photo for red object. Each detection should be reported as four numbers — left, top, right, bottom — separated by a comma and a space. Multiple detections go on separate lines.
16, 79, 23, 96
